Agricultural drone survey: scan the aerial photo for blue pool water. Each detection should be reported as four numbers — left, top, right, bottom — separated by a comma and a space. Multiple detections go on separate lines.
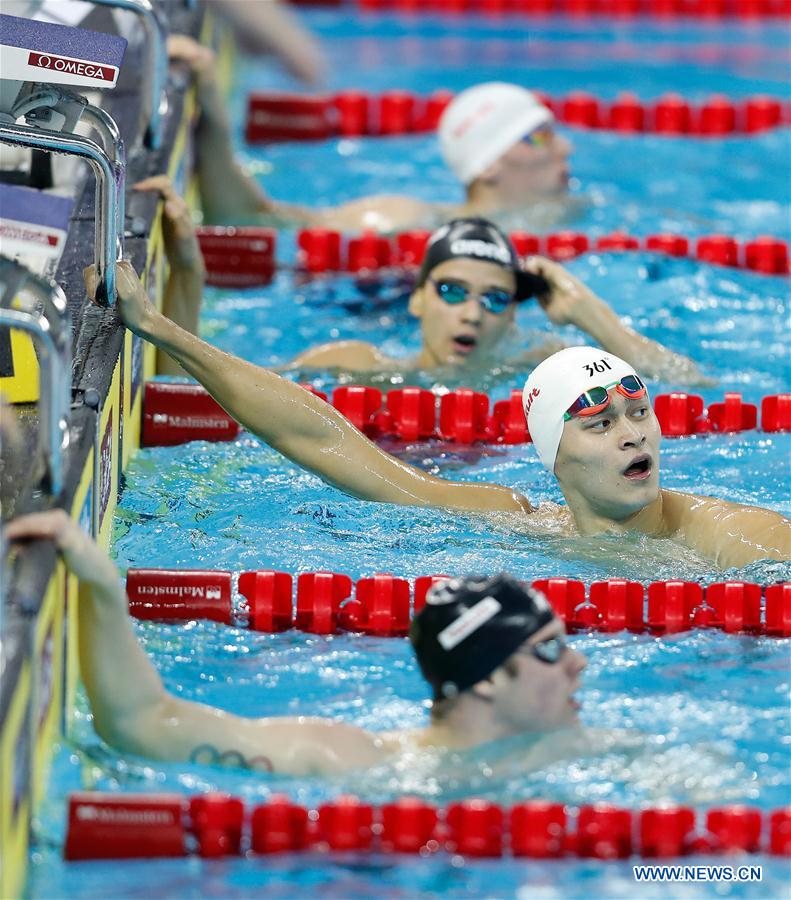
31, 11, 790, 899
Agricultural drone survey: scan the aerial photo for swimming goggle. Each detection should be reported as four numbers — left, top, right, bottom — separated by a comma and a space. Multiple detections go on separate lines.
517, 635, 568, 665
429, 278, 515, 315
521, 125, 553, 148
563, 375, 647, 420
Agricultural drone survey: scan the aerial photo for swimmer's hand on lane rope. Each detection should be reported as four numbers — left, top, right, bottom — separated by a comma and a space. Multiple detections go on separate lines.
133, 175, 205, 275
84, 261, 154, 337
523, 255, 603, 327
5, 510, 118, 590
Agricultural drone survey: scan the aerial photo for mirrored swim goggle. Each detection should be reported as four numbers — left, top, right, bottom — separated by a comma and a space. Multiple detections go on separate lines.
429, 278, 515, 315
516, 635, 568, 665
563, 375, 648, 421
521, 124, 554, 148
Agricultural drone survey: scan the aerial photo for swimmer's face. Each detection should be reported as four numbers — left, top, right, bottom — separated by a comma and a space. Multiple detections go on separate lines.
484, 125, 572, 204
410, 257, 517, 367
554, 391, 661, 520
491, 618, 586, 732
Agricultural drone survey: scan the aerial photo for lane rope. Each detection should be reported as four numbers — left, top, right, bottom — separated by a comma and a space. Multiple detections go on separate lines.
245, 90, 790, 144
64, 791, 791, 860
195, 227, 791, 287
141, 382, 791, 448
352, 0, 791, 19
126, 569, 791, 636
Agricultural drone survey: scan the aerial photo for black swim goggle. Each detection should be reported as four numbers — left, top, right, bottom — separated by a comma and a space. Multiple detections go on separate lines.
515, 635, 568, 665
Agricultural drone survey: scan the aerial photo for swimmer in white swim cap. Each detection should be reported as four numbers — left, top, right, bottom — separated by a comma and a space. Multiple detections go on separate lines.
523, 346, 662, 522
169, 39, 573, 232
104, 262, 791, 569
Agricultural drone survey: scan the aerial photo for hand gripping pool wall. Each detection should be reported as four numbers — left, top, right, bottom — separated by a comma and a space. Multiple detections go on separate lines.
0, 7, 212, 896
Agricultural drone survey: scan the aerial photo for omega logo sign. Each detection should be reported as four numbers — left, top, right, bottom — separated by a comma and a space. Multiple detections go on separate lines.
27, 51, 115, 81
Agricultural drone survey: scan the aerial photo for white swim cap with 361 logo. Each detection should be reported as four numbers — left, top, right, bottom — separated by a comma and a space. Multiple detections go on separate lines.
522, 346, 641, 472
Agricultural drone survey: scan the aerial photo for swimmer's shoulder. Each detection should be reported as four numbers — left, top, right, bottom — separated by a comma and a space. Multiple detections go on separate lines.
659, 488, 791, 566
660, 487, 783, 528
290, 340, 399, 372
658, 488, 730, 536
314, 195, 456, 233
262, 717, 388, 773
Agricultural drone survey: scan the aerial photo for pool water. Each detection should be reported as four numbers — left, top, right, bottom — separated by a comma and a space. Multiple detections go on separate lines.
31, 10, 790, 899
236, 15, 791, 237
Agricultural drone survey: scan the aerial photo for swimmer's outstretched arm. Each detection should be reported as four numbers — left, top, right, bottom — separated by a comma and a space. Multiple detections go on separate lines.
167, 36, 314, 227
169, 36, 438, 232
90, 262, 531, 517
4, 511, 387, 775
523, 257, 713, 386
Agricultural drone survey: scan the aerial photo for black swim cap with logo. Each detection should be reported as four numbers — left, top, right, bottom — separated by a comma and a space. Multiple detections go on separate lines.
416, 218, 548, 302
410, 574, 555, 701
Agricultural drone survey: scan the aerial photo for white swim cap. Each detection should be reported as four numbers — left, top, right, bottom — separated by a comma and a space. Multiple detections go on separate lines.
523, 347, 641, 472
439, 83, 554, 186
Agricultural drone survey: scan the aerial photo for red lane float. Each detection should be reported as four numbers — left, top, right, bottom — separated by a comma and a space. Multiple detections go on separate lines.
245, 93, 333, 143
125, 569, 791, 637
142, 383, 239, 447
190, 794, 245, 858
511, 801, 567, 857
640, 807, 696, 857
297, 228, 342, 272
355, 574, 411, 635
446, 800, 504, 857
65, 792, 187, 860
141, 381, 791, 448
238, 570, 293, 632
296, 571, 353, 634
64, 793, 791, 861
245, 91, 789, 145
765, 583, 791, 636
381, 798, 439, 853
382, 386, 438, 441
396, 229, 432, 266
251, 796, 309, 853
195, 227, 276, 288
126, 568, 233, 624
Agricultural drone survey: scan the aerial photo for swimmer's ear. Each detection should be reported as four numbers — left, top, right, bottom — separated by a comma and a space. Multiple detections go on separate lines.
470, 677, 497, 703
408, 284, 426, 319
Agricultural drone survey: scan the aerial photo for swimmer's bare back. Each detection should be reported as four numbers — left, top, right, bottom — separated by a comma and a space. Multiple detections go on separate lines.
287, 340, 406, 372
98, 260, 791, 570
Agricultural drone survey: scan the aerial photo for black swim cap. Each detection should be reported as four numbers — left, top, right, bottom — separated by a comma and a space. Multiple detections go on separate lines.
410, 574, 556, 701
416, 218, 547, 302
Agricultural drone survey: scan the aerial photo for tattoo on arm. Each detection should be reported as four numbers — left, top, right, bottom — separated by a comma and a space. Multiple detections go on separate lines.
189, 744, 274, 772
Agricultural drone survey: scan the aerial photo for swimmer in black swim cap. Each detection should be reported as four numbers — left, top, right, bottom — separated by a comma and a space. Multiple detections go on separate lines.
8, 509, 591, 775
410, 574, 586, 734
284, 216, 708, 383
